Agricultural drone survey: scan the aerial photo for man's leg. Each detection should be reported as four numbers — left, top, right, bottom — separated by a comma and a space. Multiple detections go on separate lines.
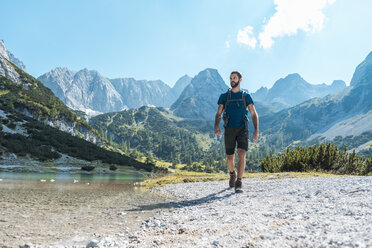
226, 154, 235, 173
224, 128, 236, 173
225, 128, 237, 187
235, 127, 248, 193
227, 154, 236, 188
237, 148, 246, 179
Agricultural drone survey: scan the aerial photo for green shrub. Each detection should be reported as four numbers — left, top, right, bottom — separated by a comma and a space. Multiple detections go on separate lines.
260, 143, 372, 175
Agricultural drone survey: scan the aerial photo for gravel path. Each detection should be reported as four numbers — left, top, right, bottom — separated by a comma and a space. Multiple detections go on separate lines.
92, 176, 372, 248
8, 176, 372, 247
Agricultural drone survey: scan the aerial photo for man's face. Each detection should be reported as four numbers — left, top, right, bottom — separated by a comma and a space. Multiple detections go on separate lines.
230, 73, 241, 88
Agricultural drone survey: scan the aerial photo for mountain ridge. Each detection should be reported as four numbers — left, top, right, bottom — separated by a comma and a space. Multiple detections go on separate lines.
252, 73, 346, 111
38, 68, 191, 114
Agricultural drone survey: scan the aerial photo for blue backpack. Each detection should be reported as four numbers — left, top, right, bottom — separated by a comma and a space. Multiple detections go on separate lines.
222, 89, 249, 130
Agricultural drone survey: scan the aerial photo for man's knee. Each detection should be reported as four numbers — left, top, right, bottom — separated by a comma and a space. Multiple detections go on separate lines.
227, 154, 234, 161
237, 148, 246, 157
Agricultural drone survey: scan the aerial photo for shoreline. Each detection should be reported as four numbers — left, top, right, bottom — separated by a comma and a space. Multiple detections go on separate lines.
1, 172, 370, 247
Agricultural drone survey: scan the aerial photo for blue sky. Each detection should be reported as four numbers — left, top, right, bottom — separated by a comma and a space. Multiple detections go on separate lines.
1, 0, 371, 92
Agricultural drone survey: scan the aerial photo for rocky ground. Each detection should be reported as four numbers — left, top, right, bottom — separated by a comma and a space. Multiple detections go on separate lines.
95, 176, 372, 248
2, 176, 372, 247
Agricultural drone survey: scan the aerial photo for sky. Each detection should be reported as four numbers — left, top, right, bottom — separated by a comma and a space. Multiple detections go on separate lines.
1, 0, 372, 92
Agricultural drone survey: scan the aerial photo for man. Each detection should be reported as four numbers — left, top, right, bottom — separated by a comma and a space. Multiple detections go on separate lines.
214, 71, 259, 193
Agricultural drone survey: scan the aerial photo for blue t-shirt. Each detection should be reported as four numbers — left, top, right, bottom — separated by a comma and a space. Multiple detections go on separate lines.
217, 90, 254, 128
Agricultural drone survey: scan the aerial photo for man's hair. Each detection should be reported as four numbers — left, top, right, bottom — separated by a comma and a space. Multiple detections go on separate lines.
231, 71, 242, 79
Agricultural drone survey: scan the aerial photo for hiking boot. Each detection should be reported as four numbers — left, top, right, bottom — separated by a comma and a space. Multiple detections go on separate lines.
235, 178, 243, 193
229, 171, 236, 188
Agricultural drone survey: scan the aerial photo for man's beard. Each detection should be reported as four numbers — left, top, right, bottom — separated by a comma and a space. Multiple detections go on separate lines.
231, 81, 240, 88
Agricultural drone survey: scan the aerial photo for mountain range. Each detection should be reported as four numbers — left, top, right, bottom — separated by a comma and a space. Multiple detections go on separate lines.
38, 68, 191, 115
37, 66, 346, 121
252, 74, 346, 111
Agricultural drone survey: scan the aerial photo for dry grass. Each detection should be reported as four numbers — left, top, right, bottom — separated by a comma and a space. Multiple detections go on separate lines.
141, 169, 344, 189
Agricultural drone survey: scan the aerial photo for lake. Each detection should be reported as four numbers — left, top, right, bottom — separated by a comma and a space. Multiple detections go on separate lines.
0, 169, 171, 247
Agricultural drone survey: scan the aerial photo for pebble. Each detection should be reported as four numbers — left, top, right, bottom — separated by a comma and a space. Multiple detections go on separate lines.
86, 240, 99, 248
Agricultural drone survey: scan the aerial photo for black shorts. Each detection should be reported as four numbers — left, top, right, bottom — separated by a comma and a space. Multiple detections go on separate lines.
224, 127, 249, 155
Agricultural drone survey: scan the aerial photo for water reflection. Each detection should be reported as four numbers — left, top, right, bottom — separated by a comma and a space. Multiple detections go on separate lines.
0, 169, 145, 182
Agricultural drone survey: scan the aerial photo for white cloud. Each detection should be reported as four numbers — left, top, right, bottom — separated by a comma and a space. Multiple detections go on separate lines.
225, 41, 230, 48
237, 26, 257, 48
236, 0, 336, 49
258, 0, 336, 49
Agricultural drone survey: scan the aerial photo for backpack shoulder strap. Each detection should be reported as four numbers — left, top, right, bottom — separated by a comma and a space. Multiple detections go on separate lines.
242, 90, 248, 111
223, 89, 232, 111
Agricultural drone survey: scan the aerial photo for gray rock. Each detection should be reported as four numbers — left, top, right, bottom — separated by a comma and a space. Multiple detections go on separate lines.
86, 239, 99, 248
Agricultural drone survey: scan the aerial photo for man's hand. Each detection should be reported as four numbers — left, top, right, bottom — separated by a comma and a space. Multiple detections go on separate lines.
215, 126, 221, 136
252, 129, 259, 142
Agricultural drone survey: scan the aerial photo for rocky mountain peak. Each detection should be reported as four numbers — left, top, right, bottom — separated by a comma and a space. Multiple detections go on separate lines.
37, 67, 76, 97
51, 67, 75, 74
170, 68, 228, 120
350, 51, 372, 87
286, 73, 302, 80
195, 68, 223, 83
7, 51, 26, 71
0, 40, 9, 60
0, 40, 21, 84
331, 80, 346, 89
75, 68, 101, 79
171, 74, 192, 96
0, 40, 26, 71
272, 73, 309, 89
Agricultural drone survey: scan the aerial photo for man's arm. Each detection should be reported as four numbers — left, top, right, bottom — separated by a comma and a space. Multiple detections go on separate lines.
248, 104, 259, 141
214, 104, 224, 135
